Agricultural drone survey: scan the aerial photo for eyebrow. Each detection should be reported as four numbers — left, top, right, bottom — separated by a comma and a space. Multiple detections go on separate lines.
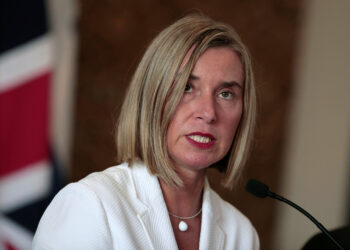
189, 74, 243, 89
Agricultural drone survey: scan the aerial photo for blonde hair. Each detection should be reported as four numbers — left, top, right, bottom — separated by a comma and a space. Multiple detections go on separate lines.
116, 14, 256, 189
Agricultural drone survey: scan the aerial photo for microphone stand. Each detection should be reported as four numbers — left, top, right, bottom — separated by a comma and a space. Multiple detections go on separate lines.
267, 190, 344, 250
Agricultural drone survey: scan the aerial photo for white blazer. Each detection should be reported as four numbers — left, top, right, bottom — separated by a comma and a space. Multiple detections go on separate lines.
32, 162, 259, 250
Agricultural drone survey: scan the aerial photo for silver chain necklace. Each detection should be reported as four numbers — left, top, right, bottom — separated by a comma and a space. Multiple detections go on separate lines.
169, 207, 202, 232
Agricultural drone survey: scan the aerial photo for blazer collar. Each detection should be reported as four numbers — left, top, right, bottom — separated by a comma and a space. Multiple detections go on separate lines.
129, 162, 225, 250
199, 178, 225, 250
130, 162, 178, 250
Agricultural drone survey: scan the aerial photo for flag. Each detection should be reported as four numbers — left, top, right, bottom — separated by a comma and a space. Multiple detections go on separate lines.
0, 0, 65, 249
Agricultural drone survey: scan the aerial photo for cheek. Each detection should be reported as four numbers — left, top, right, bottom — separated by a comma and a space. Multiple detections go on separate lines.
166, 122, 175, 146
166, 118, 183, 162
167, 101, 188, 132
166, 109, 183, 145
222, 108, 243, 144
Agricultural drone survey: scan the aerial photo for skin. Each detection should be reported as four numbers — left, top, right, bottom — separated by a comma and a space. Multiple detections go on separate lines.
167, 46, 243, 180
160, 47, 244, 250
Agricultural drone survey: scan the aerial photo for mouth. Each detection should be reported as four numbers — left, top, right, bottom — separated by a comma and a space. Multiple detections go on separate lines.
188, 135, 213, 143
186, 132, 216, 149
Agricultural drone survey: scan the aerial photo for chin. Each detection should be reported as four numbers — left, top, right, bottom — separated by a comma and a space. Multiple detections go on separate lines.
179, 157, 218, 171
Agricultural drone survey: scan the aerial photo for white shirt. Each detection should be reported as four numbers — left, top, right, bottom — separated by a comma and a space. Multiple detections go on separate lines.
32, 162, 259, 250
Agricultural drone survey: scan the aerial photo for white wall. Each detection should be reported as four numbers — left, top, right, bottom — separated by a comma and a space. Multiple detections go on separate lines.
273, 0, 350, 249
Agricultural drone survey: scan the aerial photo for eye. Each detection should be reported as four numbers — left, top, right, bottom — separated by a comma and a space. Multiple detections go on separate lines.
184, 83, 192, 92
218, 91, 233, 99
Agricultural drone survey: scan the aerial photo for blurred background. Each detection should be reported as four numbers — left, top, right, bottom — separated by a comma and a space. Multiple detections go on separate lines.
0, 0, 349, 249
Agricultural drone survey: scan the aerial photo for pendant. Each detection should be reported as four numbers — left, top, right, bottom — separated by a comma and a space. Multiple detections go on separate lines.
178, 220, 188, 232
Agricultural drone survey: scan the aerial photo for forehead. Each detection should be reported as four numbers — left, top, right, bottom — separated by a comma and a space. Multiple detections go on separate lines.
180, 46, 243, 72
190, 47, 244, 84
194, 47, 242, 67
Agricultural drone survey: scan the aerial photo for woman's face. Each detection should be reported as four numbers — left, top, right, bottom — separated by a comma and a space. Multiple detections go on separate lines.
166, 47, 244, 173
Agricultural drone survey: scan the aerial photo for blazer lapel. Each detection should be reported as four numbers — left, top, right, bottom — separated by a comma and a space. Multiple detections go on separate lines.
131, 163, 178, 250
199, 179, 225, 250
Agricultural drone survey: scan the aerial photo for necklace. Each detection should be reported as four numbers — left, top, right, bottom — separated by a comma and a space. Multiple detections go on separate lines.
169, 207, 202, 232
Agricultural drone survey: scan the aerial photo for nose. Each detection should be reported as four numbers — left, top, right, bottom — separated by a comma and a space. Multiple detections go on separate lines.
194, 93, 217, 123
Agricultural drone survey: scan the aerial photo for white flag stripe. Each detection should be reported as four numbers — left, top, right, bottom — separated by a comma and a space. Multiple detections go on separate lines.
0, 34, 53, 94
0, 216, 33, 250
0, 160, 52, 211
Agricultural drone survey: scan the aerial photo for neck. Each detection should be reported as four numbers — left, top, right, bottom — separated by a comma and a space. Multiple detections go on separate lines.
159, 168, 206, 217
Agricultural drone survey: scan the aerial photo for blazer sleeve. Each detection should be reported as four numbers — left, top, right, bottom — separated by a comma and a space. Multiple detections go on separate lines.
32, 182, 113, 250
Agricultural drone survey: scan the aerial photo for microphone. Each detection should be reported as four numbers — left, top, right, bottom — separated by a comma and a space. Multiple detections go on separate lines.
246, 179, 344, 250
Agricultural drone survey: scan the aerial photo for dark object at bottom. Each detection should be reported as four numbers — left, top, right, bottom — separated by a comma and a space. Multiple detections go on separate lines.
302, 226, 350, 250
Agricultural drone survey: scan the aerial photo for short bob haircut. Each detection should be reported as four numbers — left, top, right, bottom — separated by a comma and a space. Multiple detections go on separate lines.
116, 14, 256, 189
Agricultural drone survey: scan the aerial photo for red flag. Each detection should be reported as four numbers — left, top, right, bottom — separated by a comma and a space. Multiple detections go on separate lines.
0, 1, 59, 249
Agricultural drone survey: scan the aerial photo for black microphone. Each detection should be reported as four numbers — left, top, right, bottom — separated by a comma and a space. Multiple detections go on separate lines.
246, 179, 345, 250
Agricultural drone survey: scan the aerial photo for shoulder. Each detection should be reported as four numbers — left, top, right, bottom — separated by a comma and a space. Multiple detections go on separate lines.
208, 188, 251, 226
79, 163, 135, 199
32, 181, 113, 249
209, 189, 260, 250
210, 189, 252, 228
32, 163, 136, 250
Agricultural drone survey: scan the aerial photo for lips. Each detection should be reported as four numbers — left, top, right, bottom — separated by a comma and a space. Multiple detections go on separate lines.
186, 132, 216, 149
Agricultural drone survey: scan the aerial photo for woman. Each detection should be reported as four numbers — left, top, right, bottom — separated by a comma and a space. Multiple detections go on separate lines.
33, 14, 259, 250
